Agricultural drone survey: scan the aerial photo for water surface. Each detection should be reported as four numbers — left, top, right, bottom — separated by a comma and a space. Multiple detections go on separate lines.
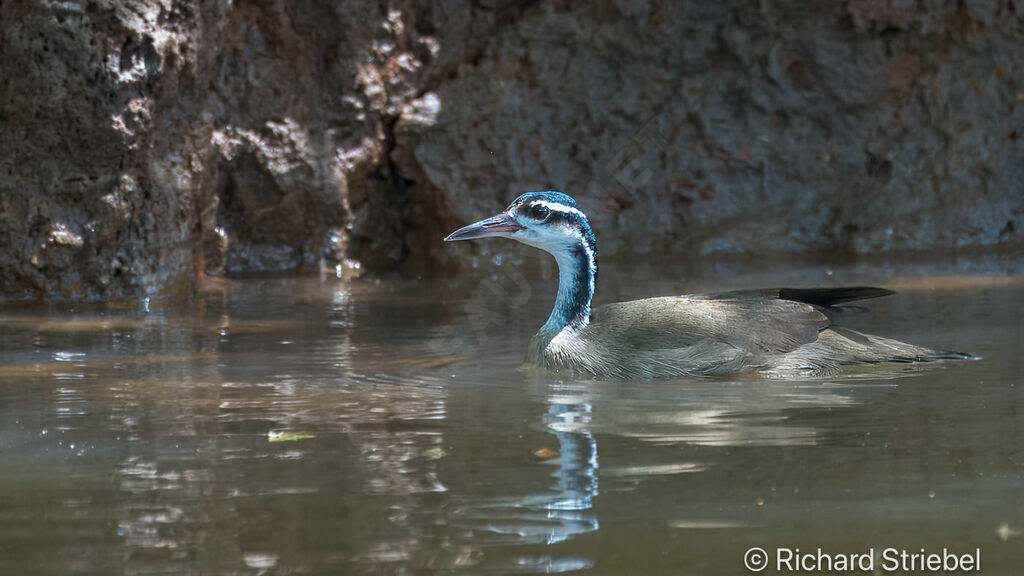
1, 255, 1022, 574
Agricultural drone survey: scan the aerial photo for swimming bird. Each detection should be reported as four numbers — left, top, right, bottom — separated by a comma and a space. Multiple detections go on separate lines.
444, 192, 972, 378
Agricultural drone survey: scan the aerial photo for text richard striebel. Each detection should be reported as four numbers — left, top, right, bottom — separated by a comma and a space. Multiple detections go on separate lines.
775, 547, 980, 573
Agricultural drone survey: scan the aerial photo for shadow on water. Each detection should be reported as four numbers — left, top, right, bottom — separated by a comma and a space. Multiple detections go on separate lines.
0, 257, 1022, 574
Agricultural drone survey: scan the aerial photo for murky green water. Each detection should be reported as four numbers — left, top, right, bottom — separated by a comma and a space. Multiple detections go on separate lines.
1, 255, 1022, 575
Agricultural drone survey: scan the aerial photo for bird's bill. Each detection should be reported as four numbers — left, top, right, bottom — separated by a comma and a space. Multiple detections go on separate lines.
443, 212, 523, 242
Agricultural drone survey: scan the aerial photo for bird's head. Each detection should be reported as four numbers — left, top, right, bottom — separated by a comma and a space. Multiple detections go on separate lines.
444, 191, 596, 257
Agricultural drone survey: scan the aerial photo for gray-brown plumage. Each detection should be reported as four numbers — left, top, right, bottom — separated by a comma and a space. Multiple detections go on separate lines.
530, 288, 971, 378
445, 192, 973, 379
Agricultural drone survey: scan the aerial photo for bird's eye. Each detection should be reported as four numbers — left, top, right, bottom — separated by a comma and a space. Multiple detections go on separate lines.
530, 204, 550, 221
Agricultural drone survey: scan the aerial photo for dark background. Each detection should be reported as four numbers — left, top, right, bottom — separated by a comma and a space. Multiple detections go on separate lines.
1, 0, 1022, 300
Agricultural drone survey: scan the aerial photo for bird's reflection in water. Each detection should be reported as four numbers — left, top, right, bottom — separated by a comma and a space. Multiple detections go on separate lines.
452, 384, 600, 573
536, 394, 599, 544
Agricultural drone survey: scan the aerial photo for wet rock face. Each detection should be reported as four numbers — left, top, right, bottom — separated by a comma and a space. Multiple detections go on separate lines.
402, 1, 1024, 262
1, 1, 1022, 300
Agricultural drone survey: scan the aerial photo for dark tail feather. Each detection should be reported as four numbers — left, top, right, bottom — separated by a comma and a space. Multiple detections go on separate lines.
887, 349, 980, 363
920, 349, 980, 361
778, 286, 896, 308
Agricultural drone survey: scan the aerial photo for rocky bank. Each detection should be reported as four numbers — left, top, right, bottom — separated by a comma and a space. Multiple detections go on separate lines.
1, 0, 1022, 300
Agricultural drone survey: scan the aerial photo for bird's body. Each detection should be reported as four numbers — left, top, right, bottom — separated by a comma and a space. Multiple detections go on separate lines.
445, 192, 972, 379
530, 289, 966, 378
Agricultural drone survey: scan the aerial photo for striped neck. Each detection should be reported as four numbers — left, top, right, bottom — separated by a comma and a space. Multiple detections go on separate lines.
540, 233, 597, 337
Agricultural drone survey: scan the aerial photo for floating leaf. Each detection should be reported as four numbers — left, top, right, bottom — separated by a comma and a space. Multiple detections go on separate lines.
423, 447, 447, 460
533, 447, 558, 458
268, 431, 316, 442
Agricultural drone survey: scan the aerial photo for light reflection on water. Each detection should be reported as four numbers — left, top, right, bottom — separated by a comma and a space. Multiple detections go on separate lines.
0, 257, 1022, 574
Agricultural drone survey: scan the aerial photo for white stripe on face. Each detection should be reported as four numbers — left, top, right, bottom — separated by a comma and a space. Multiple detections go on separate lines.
530, 199, 587, 221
